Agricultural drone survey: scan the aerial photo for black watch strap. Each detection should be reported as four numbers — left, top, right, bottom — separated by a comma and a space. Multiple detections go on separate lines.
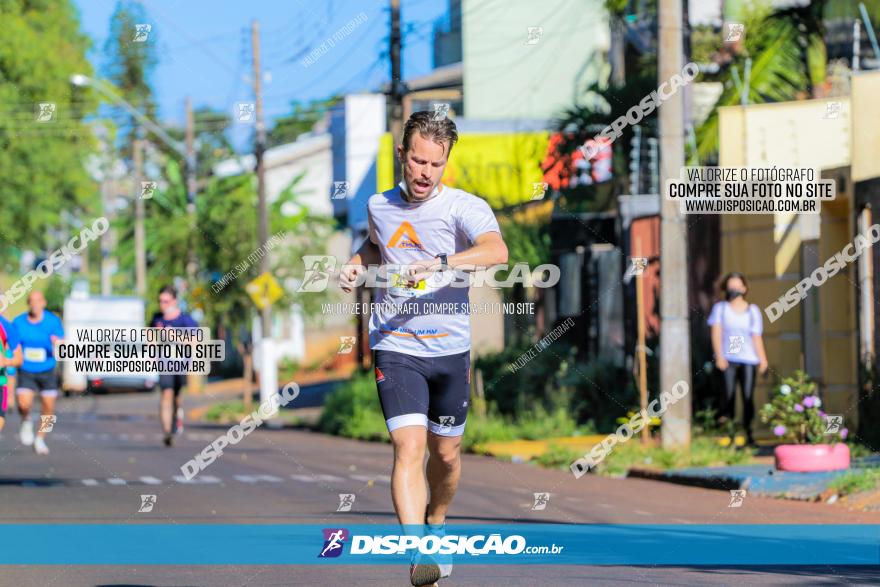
436, 253, 449, 270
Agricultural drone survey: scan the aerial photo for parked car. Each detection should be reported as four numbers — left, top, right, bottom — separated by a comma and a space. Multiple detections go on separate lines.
61, 295, 158, 395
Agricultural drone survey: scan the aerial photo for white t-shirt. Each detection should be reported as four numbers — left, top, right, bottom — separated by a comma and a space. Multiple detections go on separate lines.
707, 301, 763, 365
367, 182, 501, 356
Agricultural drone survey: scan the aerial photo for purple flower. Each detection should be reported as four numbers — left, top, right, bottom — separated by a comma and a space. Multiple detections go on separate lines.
818, 410, 826, 418
841, 428, 849, 440
773, 425, 787, 437
802, 396, 816, 408
794, 403, 804, 413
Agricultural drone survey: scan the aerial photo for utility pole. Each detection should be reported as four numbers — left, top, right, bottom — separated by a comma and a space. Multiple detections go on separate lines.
635, 238, 649, 446
100, 172, 112, 296
252, 19, 275, 406
389, 0, 404, 183
252, 20, 269, 334
658, 0, 692, 449
185, 96, 197, 286
133, 130, 146, 297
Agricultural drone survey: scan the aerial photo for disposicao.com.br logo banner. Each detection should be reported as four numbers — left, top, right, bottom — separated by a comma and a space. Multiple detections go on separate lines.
1, 525, 878, 565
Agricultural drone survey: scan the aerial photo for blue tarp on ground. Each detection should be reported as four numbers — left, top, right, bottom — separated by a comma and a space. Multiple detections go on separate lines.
647, 456, 880, 499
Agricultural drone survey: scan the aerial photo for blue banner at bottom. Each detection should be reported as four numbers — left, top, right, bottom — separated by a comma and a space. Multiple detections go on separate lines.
0, 524, 877, 565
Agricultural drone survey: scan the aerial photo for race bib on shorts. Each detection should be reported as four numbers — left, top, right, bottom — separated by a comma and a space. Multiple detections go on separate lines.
24, 347, 47, 363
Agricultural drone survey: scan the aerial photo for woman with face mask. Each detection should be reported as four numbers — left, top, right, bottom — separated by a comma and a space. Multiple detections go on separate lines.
707, 272, 768, 446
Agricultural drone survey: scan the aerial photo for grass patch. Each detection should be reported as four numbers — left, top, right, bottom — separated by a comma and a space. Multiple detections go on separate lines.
204, 400, 302, 426
532, 444, 584, 470
462, 406, 594, 453
595, 437, 756, 477
828, 468, 880, 496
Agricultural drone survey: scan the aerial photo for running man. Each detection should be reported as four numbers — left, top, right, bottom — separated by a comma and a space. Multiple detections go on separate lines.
150, 285, 198, 447
0, 314, 23, 436
14, 291, 64, 455
341, 111, 508, 586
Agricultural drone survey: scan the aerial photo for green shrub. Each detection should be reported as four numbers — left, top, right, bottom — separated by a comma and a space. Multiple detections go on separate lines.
461, 410, 517, 452
828, 468, 880, 496
475, 342, 635, 433
760, 371, 843, 444
318, 371, 389, 442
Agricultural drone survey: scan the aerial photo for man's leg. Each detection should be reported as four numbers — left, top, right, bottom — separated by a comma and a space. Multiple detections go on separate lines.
173, 375, 185, 432
33, 390, 56, 454
425, 350, 470, 525
37, 393, 56, 438
17, 389, 33, 419
160, 388, 174, 435
425, 432, 462, 525
16, 388, 35, 446
390, 425, 428, 525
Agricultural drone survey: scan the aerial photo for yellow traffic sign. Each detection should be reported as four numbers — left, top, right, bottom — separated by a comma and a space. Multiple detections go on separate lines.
246, 272, 284, 310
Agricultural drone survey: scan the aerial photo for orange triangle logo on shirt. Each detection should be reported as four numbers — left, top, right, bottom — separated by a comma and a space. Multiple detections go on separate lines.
375, 366, 385, 382
386, 221, 424, 250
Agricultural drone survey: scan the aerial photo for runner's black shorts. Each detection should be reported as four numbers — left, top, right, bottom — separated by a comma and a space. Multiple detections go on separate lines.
159, 374, 187, 396
374, 349, 471, 437
17, 369, 59, 397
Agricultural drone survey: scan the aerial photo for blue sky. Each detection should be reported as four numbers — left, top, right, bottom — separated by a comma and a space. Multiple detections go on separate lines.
74, 0, 446, 131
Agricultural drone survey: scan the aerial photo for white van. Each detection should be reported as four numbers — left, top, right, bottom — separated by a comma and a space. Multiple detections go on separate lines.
61, 295, 159, 395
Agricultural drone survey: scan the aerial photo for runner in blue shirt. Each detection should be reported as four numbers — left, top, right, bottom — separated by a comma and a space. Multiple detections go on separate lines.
13, 291, 64, 455
0, 315, 23, 438
150, 285, 198, 447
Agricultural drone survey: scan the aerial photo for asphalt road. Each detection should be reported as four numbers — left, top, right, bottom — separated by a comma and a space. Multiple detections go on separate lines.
0, 392, 878, 586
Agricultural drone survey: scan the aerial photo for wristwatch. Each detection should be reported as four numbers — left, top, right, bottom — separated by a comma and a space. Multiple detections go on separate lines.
436, 253, 449, 271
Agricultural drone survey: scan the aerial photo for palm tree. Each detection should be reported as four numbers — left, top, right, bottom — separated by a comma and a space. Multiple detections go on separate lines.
693, 2, 827, 163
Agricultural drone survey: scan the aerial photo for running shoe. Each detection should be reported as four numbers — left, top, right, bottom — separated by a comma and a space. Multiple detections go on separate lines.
409, 554, 441, 586
34, 436, 49, 455
20, 420, 34, 446
163, 432, 174, 447
425, 509, 452, 579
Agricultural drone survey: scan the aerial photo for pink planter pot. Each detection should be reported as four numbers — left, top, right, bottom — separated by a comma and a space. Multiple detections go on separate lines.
774, 443, 850, 472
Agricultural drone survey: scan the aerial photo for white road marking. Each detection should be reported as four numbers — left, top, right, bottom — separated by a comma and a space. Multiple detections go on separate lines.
633, 509, 653, 516
119, 433, 130, 441
173, 475, 221, 484
106, 478, 127, 485
81, 479, 100, 486
312, 474, 345, 482
234, 474, 282, 483
140, 476, 162, 485
290, 474, 318, 483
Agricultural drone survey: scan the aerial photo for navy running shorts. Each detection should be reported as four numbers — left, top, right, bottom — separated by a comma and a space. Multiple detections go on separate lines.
374, 349, 471, 437
159, 374, 187, 396
17, 369, 59, 397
